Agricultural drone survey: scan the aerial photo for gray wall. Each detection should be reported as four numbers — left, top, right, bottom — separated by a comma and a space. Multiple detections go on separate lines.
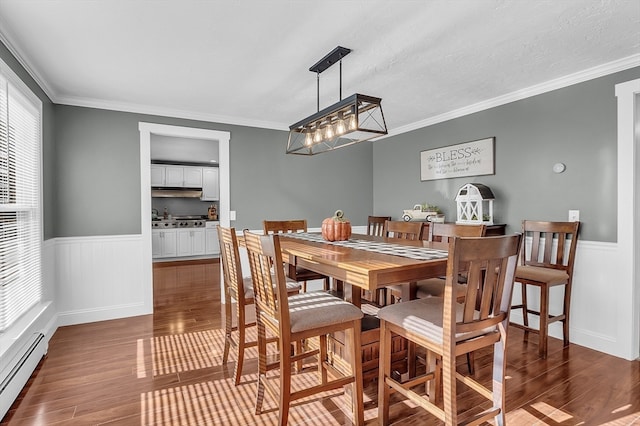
0, 41, 56, 240
373, 67, 640, 242
54, 105, 373, 237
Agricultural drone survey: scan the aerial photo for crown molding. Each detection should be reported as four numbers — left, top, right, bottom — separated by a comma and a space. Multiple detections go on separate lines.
56, 95, 290, 131
0, 28, 57, 102
1, 23, 638, 134
383, 53, 640, 139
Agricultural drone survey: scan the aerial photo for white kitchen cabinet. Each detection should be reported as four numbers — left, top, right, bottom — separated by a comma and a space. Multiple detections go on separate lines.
205, 225, 220, 255
183, 166, 203, 187
152, 229, 177, 258
150, 165, 166, 186
177, 229, 206, 256
151, 164, 203, 187
164, 166, 184, 186
201, 167, 219, 201
191, 229, 206, 255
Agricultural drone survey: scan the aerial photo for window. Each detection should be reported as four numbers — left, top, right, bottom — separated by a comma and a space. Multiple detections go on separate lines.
0, 59, 42, 332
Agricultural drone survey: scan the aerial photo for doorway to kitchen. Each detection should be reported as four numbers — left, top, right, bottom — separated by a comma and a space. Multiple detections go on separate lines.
139, 122, 230, 311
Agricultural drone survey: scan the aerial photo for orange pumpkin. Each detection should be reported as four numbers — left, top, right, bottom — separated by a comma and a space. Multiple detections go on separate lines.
321, 210, 352, 241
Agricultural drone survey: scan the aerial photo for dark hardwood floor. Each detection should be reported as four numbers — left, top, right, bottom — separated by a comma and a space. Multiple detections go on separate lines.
2, 259, 639, 425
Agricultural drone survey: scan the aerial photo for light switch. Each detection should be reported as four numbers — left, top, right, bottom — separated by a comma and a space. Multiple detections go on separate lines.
229, 210, 236, 221
568, 210, 579, 222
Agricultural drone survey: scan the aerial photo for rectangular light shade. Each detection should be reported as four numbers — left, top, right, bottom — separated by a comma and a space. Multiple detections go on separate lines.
287, 93, 387, 155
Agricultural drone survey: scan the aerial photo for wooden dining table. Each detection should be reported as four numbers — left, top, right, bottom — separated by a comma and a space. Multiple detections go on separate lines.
277, 232, 451, 384
278, 232, 450, 307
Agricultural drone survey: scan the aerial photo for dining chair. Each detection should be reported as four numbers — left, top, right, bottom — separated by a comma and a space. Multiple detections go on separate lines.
510, 220, 580, 358
415, 223, 487, 374
243, 230, 365, 426
367, 215, 390, 237
377, 234, 522, 425
263, 219, 331, 292
364, 216, 392, 304
384, 220, 423, 240
382, 220, 425, 306
218, 225, 301, 385
415, 223, 487, 300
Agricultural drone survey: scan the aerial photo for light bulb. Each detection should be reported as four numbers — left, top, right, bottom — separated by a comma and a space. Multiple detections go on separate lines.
325, 123, 334, 139
305, 131, 313, 146
348, 114, 357, 130
335, 115, 346, 135
313, 128, 322, 143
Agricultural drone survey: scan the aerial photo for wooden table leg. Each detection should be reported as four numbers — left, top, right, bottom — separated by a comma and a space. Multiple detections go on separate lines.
346, 284, 361, 308
400, 281, 418, 302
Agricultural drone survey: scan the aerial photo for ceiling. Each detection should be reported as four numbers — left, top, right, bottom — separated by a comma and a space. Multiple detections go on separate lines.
0, 0, 638, 136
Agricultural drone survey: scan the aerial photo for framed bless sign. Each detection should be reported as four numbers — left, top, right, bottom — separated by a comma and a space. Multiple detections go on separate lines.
420, 137, 495, 181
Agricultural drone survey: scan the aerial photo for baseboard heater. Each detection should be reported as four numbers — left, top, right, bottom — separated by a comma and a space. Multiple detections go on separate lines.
0, 332, 46, 419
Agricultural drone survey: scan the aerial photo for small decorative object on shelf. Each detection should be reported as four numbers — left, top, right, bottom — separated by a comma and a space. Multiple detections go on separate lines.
207, 204, 218, 220
455, 183, 495, 225
402, 203, 443, 222
321, 210, 352, 241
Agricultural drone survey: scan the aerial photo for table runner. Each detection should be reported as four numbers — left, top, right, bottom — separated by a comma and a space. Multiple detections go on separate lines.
282, 232, 449, 261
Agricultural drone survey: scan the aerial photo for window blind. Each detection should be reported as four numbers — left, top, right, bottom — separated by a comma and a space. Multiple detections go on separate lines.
0, 61, 42, 332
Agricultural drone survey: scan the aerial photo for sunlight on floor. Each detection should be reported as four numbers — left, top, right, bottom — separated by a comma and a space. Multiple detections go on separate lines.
530, 401, 573, 423
136, 329, 227, 378
137, 370, 361, 425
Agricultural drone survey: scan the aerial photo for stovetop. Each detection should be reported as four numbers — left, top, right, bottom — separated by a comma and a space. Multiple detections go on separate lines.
152, 216, 208, 228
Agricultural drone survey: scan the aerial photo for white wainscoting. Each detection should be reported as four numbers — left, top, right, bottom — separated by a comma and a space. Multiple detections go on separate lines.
49, 232, 631, 359
54, 234, 152, 326
509, 240, 628, 359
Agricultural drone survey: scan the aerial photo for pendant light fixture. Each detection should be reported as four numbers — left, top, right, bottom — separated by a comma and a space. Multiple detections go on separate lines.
286, 46, 387, 155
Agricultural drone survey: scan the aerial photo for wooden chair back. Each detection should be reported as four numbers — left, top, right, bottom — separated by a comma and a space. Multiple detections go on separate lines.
384, 220, 423, 240
243, 231, 289, 334
262, 219, 329, 291
521, 220, 580, 273
263, 219, 307, 235
451, 234, 522, 339
428, 222, 486, 242
218, 225, 247, 303
367, 215, 391, 236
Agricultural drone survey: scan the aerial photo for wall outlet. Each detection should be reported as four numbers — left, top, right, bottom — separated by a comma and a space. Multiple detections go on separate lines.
568, 210, 580, 222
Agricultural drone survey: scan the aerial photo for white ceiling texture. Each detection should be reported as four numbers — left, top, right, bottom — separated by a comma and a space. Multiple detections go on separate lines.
0, 0, 638, 137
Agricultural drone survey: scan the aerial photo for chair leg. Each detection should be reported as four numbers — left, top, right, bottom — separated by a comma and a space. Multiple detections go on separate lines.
425, 351, 440, 403
442, 347, 458, 424
234, 322, 245, 386
348, 321, 364, 426
254, 318, 267, 415
319, 335, 328, 384
407, 340, 417, 378
466, 351, 475, 375
521, 282, 529, 331
233, 301, 247, 385
378, 320, 392, 425
562, 283, 571, 347
323, 277, 330, 291
278, 336, 293, 426
223, 294, 232, 365
492, 337, 508, 426
295, 340, 304, 373
539, 285, 550, 358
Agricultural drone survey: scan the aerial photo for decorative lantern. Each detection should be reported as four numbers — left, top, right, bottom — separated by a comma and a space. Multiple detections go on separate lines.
455, 183, 495, 225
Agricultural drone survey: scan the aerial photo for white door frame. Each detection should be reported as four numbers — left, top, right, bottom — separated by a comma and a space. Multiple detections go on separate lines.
615, 78, 639, 360
138, 122, 231, 310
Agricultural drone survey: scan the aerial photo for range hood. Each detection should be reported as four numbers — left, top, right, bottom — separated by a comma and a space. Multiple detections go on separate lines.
151, 188, 203, 198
